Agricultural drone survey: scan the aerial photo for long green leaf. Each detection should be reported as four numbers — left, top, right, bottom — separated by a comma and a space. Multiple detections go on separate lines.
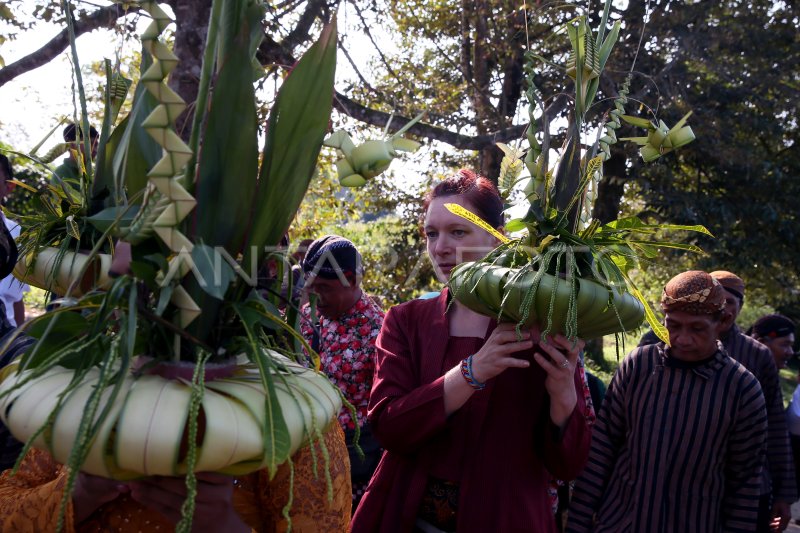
112, 44, 162, 200
185, 0, 264, 341
191, 0, 263, 253
183, 0, 224, 189
190, 243, 236, 300
628, 282, 669, 344
233, 304, 291, 473
86, 204, 141, 234
551, 125, 583, 230
242, 19, 338, 268
585, 20, 620, 110
23, 312, 90, 368
91, 59, 116, 211
599, 216, 712, 237
627, 240, 706, 254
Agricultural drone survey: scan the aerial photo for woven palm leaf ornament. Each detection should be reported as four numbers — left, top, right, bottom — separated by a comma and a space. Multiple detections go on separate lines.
323, 112, 425, 186
447, 1, 706, 344
0, 1, 345, 530
138, 0, 200, 327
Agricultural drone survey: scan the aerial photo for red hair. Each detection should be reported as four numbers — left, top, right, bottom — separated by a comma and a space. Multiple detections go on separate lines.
422, 169, 504, 228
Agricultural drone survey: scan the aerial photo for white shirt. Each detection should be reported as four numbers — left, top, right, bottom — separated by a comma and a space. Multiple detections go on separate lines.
788, 385, 800, 436
0, 215, 29, 326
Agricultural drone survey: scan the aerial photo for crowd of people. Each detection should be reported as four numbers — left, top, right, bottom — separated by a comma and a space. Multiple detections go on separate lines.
0, 152, 798, 532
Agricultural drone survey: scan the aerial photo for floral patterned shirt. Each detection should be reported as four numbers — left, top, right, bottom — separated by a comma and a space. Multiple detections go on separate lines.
300, 293, 384, 430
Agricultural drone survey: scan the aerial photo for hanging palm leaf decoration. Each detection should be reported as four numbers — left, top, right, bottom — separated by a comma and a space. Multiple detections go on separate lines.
448, 0, 703, 345
0, 1, 346, 530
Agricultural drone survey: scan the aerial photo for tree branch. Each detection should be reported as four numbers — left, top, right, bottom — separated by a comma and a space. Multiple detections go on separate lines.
333, 90, 563, 151
337, 41, 391, 105
258, 0, 327, 69
0, 4, 138, 88
254, 14, 571, 153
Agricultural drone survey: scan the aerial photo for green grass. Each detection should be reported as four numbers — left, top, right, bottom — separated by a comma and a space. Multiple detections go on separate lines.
581, 330, 643, 385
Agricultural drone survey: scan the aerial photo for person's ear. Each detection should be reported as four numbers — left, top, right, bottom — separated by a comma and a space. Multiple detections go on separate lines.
719, 309, 735, 331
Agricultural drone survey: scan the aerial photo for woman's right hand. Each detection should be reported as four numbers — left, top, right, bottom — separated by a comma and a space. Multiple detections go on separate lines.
470, 323, 534, 384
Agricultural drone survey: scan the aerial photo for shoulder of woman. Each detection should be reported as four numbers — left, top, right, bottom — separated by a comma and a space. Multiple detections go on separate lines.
386, 293, 444, 320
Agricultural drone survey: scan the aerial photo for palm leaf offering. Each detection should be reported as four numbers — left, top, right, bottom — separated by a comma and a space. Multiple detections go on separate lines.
619, 111, 696, 162
323, 112, 424, 186
0, 1, 344, 529
448, 0, 703, 344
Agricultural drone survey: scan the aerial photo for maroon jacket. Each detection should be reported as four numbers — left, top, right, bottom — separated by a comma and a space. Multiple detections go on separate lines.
351, 290, 591, 533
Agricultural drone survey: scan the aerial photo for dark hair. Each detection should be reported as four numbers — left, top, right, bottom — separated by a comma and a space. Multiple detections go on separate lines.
0, 154, 11, 181
748, 314, 796, 339
302, 235, 362, 280
422, 168, 504, 229
63, 123, 99, 142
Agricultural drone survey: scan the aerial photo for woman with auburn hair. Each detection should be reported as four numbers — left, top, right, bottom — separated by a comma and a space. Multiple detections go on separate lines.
351, 169, 591, 533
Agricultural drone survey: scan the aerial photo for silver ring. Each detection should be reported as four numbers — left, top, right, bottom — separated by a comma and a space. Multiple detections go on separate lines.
560, 360, 570, 368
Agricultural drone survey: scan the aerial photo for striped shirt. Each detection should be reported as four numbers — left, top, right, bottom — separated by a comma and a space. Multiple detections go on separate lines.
567, 343, 767, 533
722, 324, 797, 502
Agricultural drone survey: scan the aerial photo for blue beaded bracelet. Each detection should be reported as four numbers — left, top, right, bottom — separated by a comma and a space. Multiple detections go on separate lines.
460, 354, 486, 390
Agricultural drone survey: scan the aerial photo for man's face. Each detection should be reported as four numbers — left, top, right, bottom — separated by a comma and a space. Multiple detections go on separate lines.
69, 135, 99, 162
664, 310, 724, 361
304, 273, 360, 319
719, 293, 742, 332
764, 334, 796, 369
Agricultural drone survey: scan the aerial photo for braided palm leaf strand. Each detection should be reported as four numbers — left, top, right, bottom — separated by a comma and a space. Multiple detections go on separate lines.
139, 1, 200, 327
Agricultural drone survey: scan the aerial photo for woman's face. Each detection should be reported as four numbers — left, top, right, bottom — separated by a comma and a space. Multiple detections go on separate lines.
763, 333, 796, 369
423, 195, 500, 283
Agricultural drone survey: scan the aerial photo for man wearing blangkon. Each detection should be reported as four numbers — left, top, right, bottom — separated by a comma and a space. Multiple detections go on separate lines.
568, 270, 768, 532
711, 270, 796, 532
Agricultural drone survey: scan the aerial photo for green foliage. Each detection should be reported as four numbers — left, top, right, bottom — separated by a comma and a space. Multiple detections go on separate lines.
291, 166, 438, 305
446, 1, 703, 342
192, 1, 262, 253
0, 144, 50, 219
244, 19, 338, 263
593, 0, 800, 312
0, 9, 345, 528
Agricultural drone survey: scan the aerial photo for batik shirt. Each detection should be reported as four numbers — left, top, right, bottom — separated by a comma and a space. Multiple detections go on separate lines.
300, 293, 384, 430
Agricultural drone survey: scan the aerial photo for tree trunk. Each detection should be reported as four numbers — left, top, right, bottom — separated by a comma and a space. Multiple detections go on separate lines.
166, 0, 212, 141
592, 151, 628, 223
479, 145, 502, 182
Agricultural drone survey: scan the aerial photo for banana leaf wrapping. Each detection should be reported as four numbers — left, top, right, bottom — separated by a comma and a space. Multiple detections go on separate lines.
0, 357, 341, 479
14, 247, 113, 297
449, 261, 644, 339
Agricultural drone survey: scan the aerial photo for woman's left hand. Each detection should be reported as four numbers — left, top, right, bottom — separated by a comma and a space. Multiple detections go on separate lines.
128, 473, 249, 532
533, 333, 584, 429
